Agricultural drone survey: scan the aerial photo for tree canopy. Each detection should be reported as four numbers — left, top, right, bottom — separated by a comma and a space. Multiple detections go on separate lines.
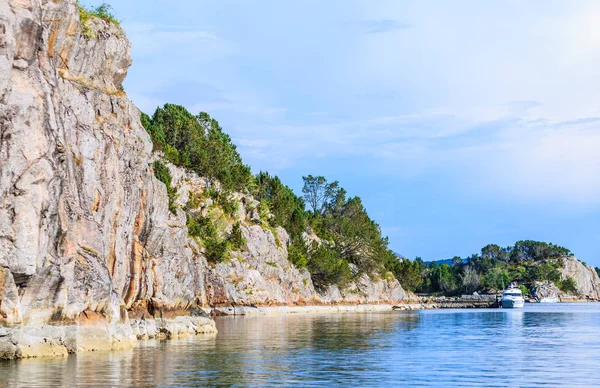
142, 104, 252, 192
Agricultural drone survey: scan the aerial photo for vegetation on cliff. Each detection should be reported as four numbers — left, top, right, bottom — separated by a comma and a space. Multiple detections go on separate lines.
142, 106, 252, 192
142, 104, 400, 289
77, 2, 119, 25
141, 105, 595, 295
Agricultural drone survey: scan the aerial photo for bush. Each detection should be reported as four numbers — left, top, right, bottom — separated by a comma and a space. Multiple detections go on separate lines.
153, 161, 177, 215
258, 199, 271, 224
187, 214, 227, 263
288, 239, 308, 268
307, 245, 351, 290
229, 222, 246, 251
204, 238, 229, 264
206, 188, 237, 217
558, 277, 578, 294
78, 2, 120, 39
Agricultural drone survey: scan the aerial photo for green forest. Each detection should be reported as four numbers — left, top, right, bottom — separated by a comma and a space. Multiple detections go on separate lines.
394, 241, 585, 296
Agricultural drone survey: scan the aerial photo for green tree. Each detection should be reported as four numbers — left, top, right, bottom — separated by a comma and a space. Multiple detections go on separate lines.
394, 259, 422, 291
253, 172, 306, 234
527, 261, 561, 283
302, 175, 339, 215
483, 267, 510, 290
558, 276, 577, 294
308, 245, 351, 290
143, 105, 252, 192
509, 240, 571, 263
481, 244, 508, 262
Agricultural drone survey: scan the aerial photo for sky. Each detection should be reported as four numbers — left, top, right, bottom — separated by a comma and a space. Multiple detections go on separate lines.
92, 1, 600, 266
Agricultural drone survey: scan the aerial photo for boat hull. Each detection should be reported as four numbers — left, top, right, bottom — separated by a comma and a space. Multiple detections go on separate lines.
501, 298, 524, 308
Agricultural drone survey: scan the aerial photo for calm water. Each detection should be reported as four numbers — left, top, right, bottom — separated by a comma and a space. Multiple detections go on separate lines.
1, 303, 599, 387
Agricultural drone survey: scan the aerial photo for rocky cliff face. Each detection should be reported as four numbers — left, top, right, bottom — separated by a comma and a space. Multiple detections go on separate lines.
0, 0, 211, 327
559, 257, 600, 300
0, 0, 411, 338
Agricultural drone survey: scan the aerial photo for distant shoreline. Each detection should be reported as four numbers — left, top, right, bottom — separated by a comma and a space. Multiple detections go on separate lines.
207, 296, 600, 316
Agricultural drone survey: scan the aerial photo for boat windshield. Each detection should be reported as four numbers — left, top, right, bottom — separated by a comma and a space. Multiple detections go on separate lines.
504, 292, 521, 297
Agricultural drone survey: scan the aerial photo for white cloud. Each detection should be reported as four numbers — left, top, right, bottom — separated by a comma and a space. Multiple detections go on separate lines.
233, 108, 600, 206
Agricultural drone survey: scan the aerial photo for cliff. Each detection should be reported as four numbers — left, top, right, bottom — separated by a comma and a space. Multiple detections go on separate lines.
0, 0, 220, 359
0, 0, 412, 359
559, 257, 600, 300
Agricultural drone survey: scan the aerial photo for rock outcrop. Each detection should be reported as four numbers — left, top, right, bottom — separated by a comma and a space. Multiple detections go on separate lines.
0, 0, 217, 326
559, 257, 600, 300
0, 0, 218, 358
531, 280, 559, 301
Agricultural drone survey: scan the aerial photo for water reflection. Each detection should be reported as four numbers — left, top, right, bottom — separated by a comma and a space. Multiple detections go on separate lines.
0, 304, 599, 387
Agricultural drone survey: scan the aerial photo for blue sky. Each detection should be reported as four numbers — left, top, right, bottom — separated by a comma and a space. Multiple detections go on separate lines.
95, 1, 600, 266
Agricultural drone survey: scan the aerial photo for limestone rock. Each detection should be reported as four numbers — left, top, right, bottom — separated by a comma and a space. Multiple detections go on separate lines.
0, 0, 209, 328
531, 280, 559, 301
559, 257, 600, 299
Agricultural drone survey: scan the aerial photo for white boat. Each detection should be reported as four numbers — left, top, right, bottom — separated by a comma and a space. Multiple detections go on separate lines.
501, 285, 525, 308
537, 297, 558, 303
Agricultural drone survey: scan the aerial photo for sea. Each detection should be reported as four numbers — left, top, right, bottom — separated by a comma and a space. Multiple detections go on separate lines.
1, 303, 599, 387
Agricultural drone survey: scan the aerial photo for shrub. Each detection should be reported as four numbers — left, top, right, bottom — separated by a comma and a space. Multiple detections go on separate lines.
186, 213, 227, 263
204, 238, 229, 264
229, 222, 246, 251
78, 2, 120, 38
153, 161, 177, 215
558, 277, 578, 294
258, 198, 271, 224
307, 245, 351, 290
288, 239, 308, 268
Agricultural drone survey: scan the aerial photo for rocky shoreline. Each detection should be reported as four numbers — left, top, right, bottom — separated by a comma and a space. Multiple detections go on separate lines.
0, 316, 216, 360
4, 297, 600, 360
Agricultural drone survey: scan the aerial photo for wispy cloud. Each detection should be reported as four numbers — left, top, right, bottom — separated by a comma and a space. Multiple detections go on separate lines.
232, 107, 600, 207
358, 19, 410, 34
